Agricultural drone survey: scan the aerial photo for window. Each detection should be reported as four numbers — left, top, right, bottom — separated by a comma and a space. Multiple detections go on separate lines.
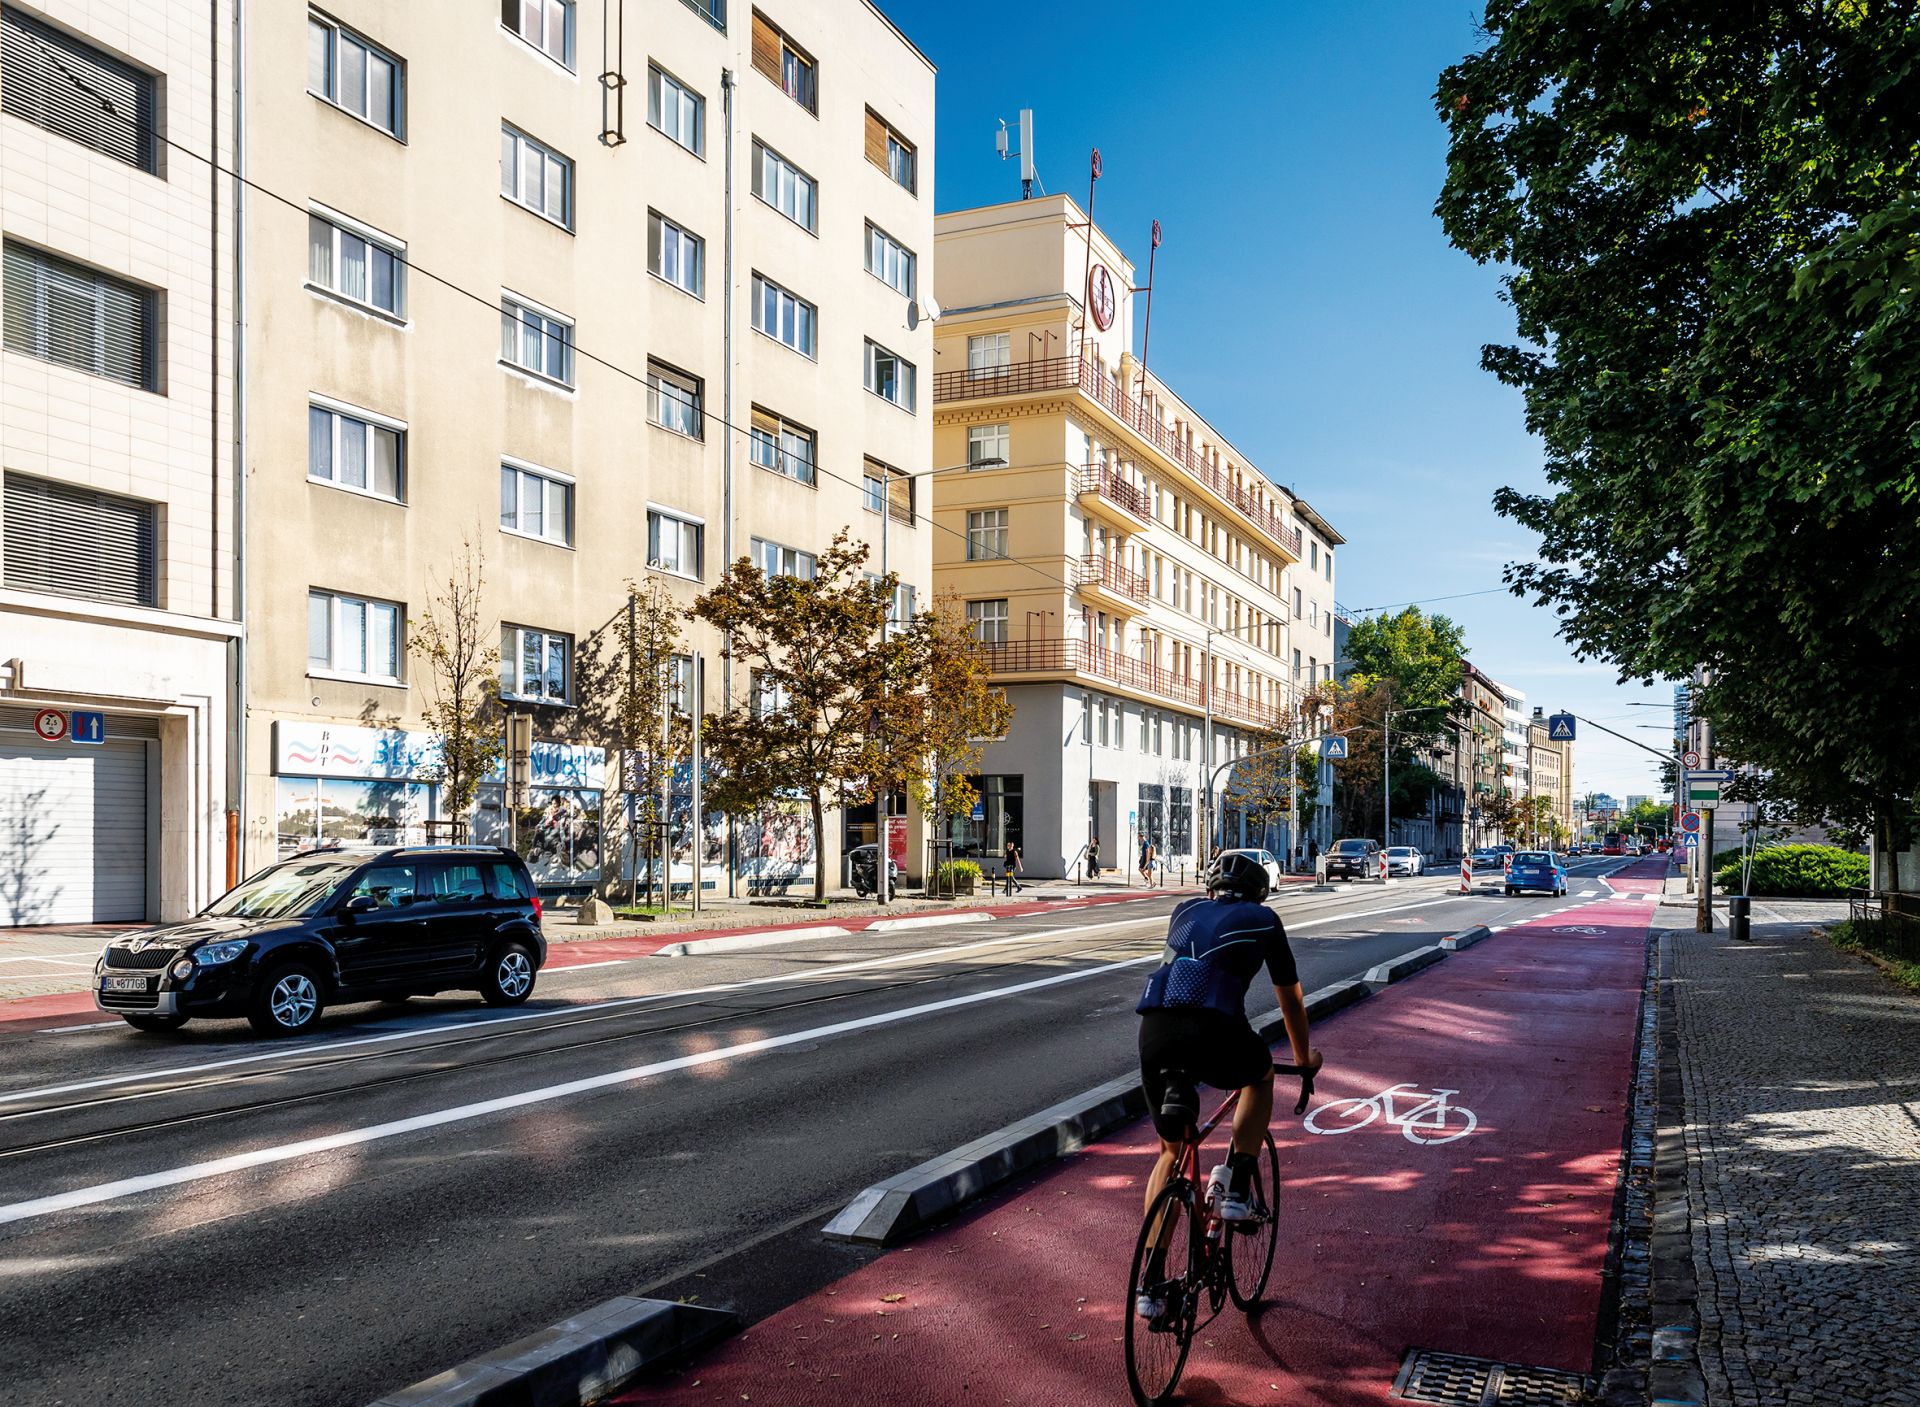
751, 537, 814, 580
1309, 540, 1319, 570
750, 669, 789, 718
647, 507, 703, 578
1294, 586, 1304, 617
680, 0, 727, 32
648, 211, 704, 296
499, 462, 573, 546
3, 472, 156, 607
646, 360, 703, 438
751, 273, 815, 357
749, 408, 816, 485
967, 333, 1010, 379
966, 509, 1008, 562
308, 11, 403, 137
307, 210, 404, 317
861, 462, 885, 515
864, 223, 915, 298
967, 599, 1008, 645
309, 400, 404, 500
500, 124, 572, 227
968, 423, 1009, 468
2, 8, 157, 171
863, 108, 916, 192
750, 11, 815, 113
1292, 648, 1302, 683
499, 293, 574, 387
863, 458, 912, 525
349, 864, 417, 909
751, 141, 816, 232
3, 241, 156, 390
501, 625, 571, 702
308, 589, 402, 682
864, 339, 915, 410
1325, 551, 1333, 582
502, 0, 573, 68
647, 65, 703, 154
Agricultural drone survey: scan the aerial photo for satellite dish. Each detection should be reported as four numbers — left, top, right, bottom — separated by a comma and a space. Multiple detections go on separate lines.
906, 296, 941, 332
924, 295, 941, 321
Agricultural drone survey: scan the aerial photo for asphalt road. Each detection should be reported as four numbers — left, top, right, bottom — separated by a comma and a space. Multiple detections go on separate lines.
0, 860, 1630, 1406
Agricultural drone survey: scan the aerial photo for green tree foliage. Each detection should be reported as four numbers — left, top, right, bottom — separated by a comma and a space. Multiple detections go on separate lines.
896, 595, 1013, 843
1340, 608, 1466, 753
409, 540, 503, 828
1436, 3, 1920, 846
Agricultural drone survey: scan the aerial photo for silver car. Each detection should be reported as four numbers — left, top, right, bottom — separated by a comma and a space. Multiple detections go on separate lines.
1384, 846, 1425, 876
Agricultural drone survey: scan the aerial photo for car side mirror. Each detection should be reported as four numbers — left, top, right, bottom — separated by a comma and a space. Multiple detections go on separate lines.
342, 894, 377, 916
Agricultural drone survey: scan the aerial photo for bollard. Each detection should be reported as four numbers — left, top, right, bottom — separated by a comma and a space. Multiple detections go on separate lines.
1459, 856, 1471, 895
1728, 893, 1752, 942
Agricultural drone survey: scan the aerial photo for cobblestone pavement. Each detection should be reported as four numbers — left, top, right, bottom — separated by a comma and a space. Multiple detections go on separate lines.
1669, 919, 1920, 1407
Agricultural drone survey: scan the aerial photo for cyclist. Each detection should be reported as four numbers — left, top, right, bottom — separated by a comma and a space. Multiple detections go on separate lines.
1134, 851, 1320, 1318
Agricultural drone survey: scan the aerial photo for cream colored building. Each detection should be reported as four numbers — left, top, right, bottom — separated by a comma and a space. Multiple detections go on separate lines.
931, 195, 1339, 878
1, 0, 237, 922
243, 0, 935, 897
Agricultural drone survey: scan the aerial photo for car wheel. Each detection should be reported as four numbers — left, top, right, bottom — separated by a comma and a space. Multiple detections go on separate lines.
122, 1013, 189, 1033
249, 961, 324, 1037
1504, 886, 1515, 896
482, 943, 537, 1007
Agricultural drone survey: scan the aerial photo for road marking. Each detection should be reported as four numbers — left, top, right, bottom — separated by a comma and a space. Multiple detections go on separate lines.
0, 952, 103, 965
36, 1021, 121, 1034
1304, 1082, 1478, 1145
0, 952, 1159, 1228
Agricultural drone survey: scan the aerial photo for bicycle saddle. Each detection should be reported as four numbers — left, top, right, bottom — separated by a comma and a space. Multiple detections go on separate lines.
1157, 1070, 1199, 1135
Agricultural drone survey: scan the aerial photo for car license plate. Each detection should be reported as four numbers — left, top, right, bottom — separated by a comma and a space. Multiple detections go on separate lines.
102, 975, 148, 994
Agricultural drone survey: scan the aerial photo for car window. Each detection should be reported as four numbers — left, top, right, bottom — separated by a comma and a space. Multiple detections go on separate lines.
350, 864, 418, 910
421, 862, 488, 904
1515, 852, 1552, 864
488, 862, 531, 900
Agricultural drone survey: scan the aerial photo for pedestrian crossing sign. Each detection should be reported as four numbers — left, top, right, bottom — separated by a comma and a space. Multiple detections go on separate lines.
1321, 736, 1348, 759
1678, 832, 1700, 848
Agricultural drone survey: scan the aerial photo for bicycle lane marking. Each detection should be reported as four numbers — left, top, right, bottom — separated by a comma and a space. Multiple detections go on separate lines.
615, 864, 1667, 1407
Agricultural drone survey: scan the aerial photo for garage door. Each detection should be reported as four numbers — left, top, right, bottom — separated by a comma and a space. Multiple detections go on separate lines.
0, 733, 150, 924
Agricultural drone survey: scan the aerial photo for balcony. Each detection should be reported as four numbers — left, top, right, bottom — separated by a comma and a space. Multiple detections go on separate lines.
1074, 464, 1152, 525
1074, 553, 1149, 609
979, 639, 1289, 730
935, 353, 1303, 559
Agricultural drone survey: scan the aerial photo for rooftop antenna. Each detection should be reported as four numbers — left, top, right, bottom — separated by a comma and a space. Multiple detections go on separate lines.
996, 108, 1036, 199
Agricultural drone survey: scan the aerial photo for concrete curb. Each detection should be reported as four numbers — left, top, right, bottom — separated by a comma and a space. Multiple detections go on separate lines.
1439, 924, 1492, 951
1362, 944, 1449, 985
862, 912, 992, 933
658, 925, 851, 958
367, 1296, 735, 1407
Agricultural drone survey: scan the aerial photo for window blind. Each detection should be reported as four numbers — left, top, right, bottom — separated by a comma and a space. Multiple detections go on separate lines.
3, 241, 157, 390
3, 472, 158, 607
1, 7, 156, 171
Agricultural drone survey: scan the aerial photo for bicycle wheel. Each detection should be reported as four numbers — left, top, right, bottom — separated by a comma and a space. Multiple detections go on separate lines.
1125, 1180, 1199, 1407
1227, 1133, 1280, 1310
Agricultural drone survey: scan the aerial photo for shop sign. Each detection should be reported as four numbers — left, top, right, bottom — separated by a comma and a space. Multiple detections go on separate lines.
276, 720, 604, 790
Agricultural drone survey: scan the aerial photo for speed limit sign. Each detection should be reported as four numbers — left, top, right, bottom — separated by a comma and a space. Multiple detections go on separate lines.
1683, 750, 1701, 769
33, 709, 68, 742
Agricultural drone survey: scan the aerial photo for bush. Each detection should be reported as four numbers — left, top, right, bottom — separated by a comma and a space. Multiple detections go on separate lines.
1714, 844, 1868, 897
935, 860, 982, 890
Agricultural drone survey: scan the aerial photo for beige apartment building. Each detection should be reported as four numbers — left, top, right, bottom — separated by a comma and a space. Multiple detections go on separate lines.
243, 0, 935, 898
1, 0, 237, 922
931, 194, 1340, 879
1527, 707, 1575, 843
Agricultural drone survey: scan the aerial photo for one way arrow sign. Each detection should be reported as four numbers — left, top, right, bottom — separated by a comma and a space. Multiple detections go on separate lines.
1547, 712, 1576, 742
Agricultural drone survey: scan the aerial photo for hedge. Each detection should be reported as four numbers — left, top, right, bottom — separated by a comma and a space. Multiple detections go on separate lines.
935, 860, 983, 887
1714, 844, 1868, 897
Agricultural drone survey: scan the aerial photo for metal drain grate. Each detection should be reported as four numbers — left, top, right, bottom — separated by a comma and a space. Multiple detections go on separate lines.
1392, 1349, 1592, 1406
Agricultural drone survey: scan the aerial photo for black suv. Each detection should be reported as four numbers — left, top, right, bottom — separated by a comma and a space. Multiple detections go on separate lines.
1324, 837, 1381, 881
94, 847, 547, 1037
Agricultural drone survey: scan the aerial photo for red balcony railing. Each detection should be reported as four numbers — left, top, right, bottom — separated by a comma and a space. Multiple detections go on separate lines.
979, 640, 1289, 729
1075, 553, 1149, 604
1073, 464, 1152, 521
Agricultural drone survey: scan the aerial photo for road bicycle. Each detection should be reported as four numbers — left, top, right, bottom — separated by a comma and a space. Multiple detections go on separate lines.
1123, 1060, 1316, 1407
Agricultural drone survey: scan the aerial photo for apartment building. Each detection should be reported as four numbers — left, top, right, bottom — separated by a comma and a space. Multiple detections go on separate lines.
931, 195, 1336, 879
1292, 499, 1341, 853
1526, 709, 1572, 844
0, 0, 236, 922
244, 1, 935, 897
1460, 660, 1507, 849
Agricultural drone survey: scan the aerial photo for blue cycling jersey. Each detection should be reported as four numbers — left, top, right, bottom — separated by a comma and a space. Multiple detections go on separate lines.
1135, 896, 1300, 1017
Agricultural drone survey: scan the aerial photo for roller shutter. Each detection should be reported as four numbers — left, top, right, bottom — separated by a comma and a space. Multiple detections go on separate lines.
0, 732, 150, 924
0, 7, 157, 171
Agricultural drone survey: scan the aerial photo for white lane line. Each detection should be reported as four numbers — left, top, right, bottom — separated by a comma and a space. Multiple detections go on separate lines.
36, 1021, 121, 1035
548, 959, 628, 972
0, 952, 1159, 1228
0, 952, 104, 965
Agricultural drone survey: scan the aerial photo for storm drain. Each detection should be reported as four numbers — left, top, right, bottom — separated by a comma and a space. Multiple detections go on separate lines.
1391, 1348, 1592, 1406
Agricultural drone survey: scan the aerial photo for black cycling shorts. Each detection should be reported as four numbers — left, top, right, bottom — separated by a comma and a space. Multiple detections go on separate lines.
1138, 1008, 1274, 1141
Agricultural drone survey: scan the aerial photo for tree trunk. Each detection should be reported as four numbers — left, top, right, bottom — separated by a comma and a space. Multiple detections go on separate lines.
811, 792, 828, 903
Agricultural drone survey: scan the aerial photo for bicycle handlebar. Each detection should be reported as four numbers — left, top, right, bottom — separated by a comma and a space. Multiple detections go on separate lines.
1274, 1061, 1317, 1116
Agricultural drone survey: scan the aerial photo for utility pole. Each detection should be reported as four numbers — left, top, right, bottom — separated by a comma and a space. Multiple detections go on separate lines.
1695, 668, 1714, 933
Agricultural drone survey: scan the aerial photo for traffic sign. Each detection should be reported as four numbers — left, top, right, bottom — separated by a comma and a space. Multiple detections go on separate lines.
1680, 811, 1701, 833
1678, 832, 1700, 849
70, 710, 105, 744
1687, 768, 1733, 782
1547, 712, 1576, 741
1321, 735, 1348, 759
1682, 750, 1701, 769
32, 709, 67, 742
1687, 781, 1722, 805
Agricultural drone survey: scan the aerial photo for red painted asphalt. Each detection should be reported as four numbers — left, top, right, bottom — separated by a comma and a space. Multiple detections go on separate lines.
620, 859, 1669, 1406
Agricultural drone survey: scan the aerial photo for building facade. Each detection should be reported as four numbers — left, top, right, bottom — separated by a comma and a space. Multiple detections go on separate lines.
1459, 660, 1507, 849
1, 0, 237, 922
931, 195, 1333, 879
240, 0, 935, 897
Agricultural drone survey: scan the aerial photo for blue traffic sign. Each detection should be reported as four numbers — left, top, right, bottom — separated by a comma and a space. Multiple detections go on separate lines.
1678, 832, 1700, 848
1321, 735, 1348, 759
970, 799, 985, 822
69, 710, 105, 745
1547, 712, 1576, 742
1687, 768, 1734, 782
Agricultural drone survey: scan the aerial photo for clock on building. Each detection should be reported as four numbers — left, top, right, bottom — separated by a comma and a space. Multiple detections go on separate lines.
1088, 263, 1116, 331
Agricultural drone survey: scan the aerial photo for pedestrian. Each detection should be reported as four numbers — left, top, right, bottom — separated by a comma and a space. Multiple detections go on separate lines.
1003, 837, 1023, 895
1307, 837, 1319, 866
1140, 839, 1157, 888
1088, 836, 1101, 879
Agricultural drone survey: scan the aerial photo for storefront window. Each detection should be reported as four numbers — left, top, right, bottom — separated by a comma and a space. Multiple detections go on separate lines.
946, 774, 1022, 859
275, 777, 434, 859
475, 784, 603, 888
1137, 783, 1166, 852
1170, 787, 1193, 857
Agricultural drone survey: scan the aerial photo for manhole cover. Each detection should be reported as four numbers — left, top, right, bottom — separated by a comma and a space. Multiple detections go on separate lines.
1392, 1349, 1591, 1406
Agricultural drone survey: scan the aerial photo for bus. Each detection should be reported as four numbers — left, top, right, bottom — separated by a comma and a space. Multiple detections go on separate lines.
1601, 833, 1625, 855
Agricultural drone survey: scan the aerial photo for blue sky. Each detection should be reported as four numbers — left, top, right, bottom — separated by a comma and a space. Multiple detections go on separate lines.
882, 0, 1675, 801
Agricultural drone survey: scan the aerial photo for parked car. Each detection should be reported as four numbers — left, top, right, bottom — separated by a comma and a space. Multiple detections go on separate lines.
847, 844, 900, 897
94, 847, 547, 1037
1216, 848, 1285, 891
1384, 846, 1425, 877
1469, 848, 1508, 877
1505, 850, 1569, 896
1324, 837, 1381, 881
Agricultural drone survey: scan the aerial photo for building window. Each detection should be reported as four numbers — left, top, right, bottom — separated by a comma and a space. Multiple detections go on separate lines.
864, 223, 915, 298
500, 124, 572, 228
499, 293, 574, 386
966, 509, 1008, 562
1293, 586, 1304, 618
648, 211, 704, 297
864, 339, 915, 411
309, 589, 402, 682
309, 400, 404, 501
307, 11, 403, 138
678, 0, 726, 31
947, 774, 1022, 859
307, 209, 405, 318
750, 668, 789, 718
863, 108, 916, 192
967, 423, 1010, 469
3, 472, 157, 608
647, 507, 703, 579
499, 461, 572, 546
647, 65, 703, 154
502, 0, 573, 68
967, 332, 1010, 379
646, 360, 703, 439
2, 241, 157, 391
750, 139, 816, 232
750, 11, 815, 113
1170, 787, 1193, 855
1309, 539, 1319, 570
863, 458, 911, 525
1292, 648, 1302, 683
751, 273, 816, 357
751, 537, 815, 580
502, 626, 571, 703
1325, 551, 1333, 582
1, 8, 157, 171
967, 599, 1008, 645
749, 408, 816, 485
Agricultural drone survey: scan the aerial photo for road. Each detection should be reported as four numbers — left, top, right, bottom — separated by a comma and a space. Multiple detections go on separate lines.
0, 860, 1629, 1406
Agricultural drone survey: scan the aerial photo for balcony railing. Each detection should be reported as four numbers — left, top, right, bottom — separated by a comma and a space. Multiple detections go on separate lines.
979, 639, 1289, 729
935, 353, 1303, 558
1074, 464, 1152, 521
1075, 553, 1150, 604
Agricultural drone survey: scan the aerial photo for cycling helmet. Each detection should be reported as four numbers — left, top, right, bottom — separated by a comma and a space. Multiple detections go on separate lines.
1207, 852, 1271, 904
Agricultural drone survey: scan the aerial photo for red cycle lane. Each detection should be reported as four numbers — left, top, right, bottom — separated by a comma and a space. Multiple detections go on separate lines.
620, 859, 1667, 1407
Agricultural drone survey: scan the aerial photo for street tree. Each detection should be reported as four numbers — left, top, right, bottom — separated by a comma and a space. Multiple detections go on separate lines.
1224, 722, 1323, 847
409, 540, 503, 832
1340, 608, 1466, 753
1322, 678, 1455, 840
1480, 788, 1526, 845
892, 595, 1013, 862
1437, 2, 1920, 854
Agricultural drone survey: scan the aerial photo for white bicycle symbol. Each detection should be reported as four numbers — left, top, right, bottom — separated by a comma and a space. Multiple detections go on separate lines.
1303, 1082, 1479, 1145
1554, 925, 1607, 935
